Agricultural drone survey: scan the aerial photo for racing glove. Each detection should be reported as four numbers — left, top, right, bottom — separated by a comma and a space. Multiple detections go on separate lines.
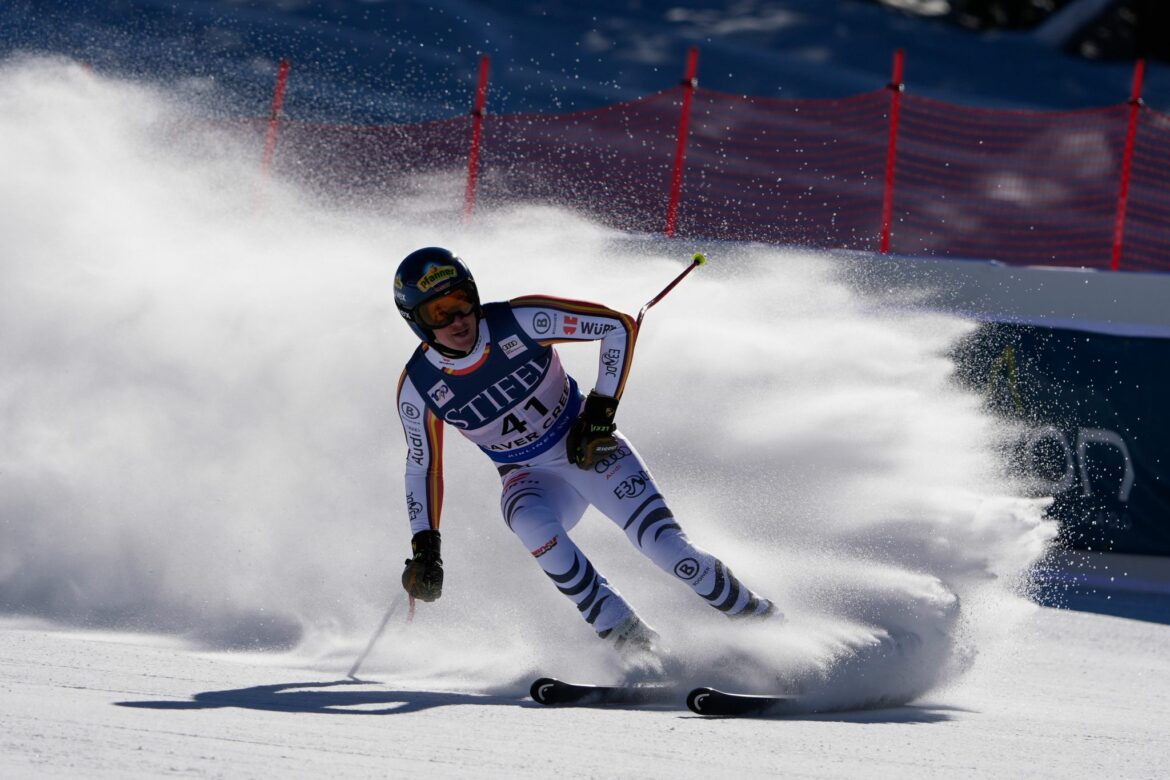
566, 391, 620, 469
401, 529, 443, 602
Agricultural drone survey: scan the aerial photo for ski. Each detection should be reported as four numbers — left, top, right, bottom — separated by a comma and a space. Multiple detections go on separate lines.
686, 687, 800, 716
530, 677, 674, 706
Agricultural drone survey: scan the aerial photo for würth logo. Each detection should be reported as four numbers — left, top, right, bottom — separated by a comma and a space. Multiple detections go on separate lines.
562, 315, 578, 335
581, 321, 615, 336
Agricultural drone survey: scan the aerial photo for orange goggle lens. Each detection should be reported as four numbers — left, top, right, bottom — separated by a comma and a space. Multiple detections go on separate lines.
416, 288, 475, 328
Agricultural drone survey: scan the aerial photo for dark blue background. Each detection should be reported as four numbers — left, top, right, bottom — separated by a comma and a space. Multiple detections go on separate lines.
2, 1, 1165, 123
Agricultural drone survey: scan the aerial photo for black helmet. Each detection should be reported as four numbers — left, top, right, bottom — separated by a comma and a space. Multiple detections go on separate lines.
394, 247, 481, 345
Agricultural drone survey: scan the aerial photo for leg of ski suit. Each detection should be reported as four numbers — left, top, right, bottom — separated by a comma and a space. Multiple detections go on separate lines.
500, 466, 635, 634
499, 431, 774, 635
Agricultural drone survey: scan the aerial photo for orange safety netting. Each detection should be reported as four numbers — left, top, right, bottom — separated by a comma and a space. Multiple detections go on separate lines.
264, 85, 1170, 273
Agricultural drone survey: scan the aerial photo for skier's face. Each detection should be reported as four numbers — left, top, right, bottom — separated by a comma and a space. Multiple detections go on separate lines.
430, 308, 478, 353
418, 286, 479, 353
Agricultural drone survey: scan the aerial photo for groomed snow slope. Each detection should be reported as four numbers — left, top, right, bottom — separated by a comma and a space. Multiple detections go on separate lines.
3, 608, 1168, 779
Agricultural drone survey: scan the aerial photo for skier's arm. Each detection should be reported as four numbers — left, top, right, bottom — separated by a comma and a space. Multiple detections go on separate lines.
397, 371, 444, 535
509, 295, 637, 400
397, 371, 445, 601
510, 297, 634, 469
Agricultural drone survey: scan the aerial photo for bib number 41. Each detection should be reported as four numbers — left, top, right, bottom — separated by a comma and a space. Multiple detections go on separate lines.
501, 397, 549, 436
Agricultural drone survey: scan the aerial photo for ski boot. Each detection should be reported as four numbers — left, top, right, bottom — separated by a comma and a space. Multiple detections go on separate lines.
598, 614, 671, 680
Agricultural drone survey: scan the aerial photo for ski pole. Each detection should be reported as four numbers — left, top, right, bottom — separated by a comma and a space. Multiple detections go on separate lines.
636, 252, 706, 327
347, 593, 408, 680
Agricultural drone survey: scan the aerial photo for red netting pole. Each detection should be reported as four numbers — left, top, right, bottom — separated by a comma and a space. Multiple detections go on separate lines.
464, 54, 491, 221
261, 58, 290, 175
879, 49, 905, 254
1111, 58, 1145, 272
664, 46, 699, 238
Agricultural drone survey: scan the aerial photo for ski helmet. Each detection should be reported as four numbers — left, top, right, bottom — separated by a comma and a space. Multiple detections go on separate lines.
394, 247, 482, 345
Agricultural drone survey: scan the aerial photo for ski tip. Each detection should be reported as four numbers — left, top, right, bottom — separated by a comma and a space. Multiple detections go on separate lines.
686, 686, 801, 716
686, 687, 719, 714
530, 677, 560, 705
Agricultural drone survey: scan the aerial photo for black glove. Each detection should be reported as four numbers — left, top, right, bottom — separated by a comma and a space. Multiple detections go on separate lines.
401, 529, 443, 602
566, 391, 620, 469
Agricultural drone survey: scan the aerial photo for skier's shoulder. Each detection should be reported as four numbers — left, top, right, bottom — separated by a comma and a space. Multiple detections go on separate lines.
483, 299, 539, 335
508, 294, 583, 311
404, 343, 451, 386
483, 300, 513, 319
404, 343, 429, 371
509, 294, 627, 322
396, 361, 429, 415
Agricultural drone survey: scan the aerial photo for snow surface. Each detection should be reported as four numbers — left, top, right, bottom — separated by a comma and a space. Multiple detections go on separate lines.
3, 607, 1169, 778
1, 16, 1168, 779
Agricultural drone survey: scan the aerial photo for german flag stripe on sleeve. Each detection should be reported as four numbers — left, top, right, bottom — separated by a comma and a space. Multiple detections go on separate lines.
424, 408, 444, 530
510, 294, 625, 320
611, 309, 637, 399
395, 367, 409, 400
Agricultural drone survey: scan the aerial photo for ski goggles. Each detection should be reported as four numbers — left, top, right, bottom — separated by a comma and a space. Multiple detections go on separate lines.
415, 286, 476, 329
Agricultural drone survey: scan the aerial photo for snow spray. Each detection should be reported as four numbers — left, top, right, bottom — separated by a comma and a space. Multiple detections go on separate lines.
0, 58, 1055, 709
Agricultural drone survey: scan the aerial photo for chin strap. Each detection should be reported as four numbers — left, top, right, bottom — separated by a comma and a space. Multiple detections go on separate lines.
429, 340, 474, 359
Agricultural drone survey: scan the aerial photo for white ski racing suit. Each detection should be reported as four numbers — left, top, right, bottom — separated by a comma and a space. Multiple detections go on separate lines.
396, 295, 773, 635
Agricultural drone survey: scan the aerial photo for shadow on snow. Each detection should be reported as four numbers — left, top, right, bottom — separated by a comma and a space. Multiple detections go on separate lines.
115, 679, 966, 722
116, 679, 525, 715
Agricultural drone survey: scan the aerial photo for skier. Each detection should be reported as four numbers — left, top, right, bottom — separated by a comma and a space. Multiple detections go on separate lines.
393, 247, 778, 668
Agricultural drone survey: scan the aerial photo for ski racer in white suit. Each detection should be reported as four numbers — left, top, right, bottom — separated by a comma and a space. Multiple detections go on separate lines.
393, 247, 778, 662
